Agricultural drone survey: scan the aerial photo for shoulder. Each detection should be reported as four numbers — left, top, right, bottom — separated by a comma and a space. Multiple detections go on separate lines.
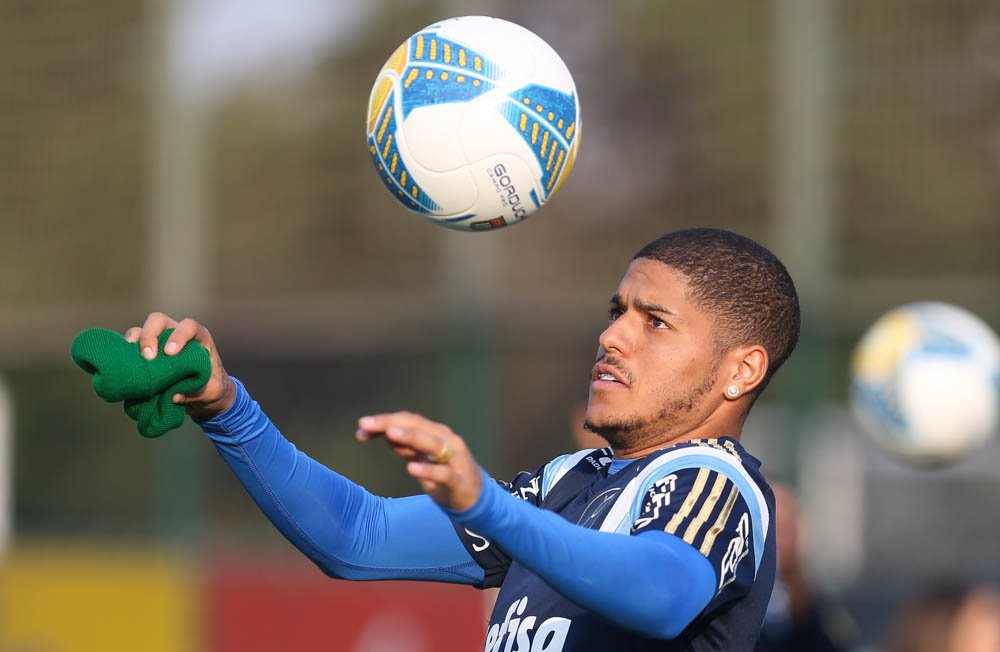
637, 438, 771, 522
602, 438, 773, 569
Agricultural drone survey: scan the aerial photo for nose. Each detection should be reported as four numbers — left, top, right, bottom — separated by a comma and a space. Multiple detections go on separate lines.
598, 314, 633, 357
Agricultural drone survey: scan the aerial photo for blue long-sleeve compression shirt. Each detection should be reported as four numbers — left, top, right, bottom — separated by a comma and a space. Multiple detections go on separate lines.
199, 378, 716, 639
198, 378, 483, 584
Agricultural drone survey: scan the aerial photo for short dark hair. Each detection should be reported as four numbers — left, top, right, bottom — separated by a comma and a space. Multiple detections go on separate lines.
633, 228, 800, 396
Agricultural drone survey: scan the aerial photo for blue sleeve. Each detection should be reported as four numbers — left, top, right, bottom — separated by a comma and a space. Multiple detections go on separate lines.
629, 465, 761, 613
450, 467, 547, 588
448, 473, 717, 639
197, 378, 484, 585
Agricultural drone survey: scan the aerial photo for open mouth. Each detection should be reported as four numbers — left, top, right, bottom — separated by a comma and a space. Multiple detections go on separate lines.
591, 363, 630, 388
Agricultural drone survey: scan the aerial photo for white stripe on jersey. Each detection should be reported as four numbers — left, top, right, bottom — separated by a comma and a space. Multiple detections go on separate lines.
540, 448, 600, 501
598, 446, 770, 575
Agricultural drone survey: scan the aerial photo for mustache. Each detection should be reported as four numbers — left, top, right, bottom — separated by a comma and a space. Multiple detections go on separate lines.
594, 354, 635, 386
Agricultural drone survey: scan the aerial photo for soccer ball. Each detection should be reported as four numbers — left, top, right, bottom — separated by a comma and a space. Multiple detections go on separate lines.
365, 16, 581, 231
849, 302, 1000, 467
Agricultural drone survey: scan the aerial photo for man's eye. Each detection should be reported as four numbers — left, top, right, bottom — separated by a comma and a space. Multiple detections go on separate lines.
650, 316, 670, 329
609, 308, 624, 322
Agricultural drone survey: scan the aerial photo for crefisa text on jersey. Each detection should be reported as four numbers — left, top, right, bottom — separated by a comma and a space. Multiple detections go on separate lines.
487, 164, 529, 219
485, 596, 571, 652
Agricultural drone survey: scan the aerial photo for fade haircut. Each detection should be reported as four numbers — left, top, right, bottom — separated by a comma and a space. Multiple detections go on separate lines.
633, 228, 800, 397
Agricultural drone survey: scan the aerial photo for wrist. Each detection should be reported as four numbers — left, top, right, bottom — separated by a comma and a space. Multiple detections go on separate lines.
446, 469, 499, 525
187, 374, 237, 420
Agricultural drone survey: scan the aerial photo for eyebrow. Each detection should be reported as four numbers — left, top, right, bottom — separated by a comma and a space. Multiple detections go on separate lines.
609, 294, 679, 317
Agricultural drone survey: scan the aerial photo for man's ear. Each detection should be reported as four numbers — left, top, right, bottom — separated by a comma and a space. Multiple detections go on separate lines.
722, 345, 769, 399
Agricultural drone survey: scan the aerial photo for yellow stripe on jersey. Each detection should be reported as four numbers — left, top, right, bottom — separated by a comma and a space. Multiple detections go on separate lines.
700, 483, 740, 556
689, 438, 742, 463
665, 468, 710, 535
682, 472, 729, 545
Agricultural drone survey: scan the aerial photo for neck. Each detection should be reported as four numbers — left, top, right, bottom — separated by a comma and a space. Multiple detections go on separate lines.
611, 410, 746, 459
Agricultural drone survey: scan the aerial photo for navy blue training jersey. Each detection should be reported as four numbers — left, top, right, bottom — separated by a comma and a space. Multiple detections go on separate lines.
456, 438, 777, 652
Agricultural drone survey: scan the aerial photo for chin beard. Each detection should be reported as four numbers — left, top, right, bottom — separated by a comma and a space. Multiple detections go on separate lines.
585, 367, 718, 451
583, 417, 645, 449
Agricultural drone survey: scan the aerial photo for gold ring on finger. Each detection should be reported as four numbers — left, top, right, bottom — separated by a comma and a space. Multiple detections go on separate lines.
432, 441, 453, 464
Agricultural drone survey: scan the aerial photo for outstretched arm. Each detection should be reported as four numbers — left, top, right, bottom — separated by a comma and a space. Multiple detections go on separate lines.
359, 413, 718, 639
199, 379, 485, 583
124, 314, 483, 585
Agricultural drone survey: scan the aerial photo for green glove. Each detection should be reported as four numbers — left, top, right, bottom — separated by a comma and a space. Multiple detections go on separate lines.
71, 327, 212, 438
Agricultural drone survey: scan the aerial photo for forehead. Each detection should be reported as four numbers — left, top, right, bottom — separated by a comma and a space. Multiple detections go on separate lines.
614, 258, 693, 304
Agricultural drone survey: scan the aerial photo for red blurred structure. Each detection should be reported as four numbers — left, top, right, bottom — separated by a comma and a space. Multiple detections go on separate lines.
205, 553, 488, 652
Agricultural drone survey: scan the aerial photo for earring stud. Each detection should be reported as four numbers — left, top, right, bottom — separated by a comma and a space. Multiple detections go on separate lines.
726, 385, 740, 399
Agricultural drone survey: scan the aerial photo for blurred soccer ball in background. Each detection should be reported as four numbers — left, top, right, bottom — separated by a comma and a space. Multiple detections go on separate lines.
850, 302, 1000, 467
366, 16, 581, 231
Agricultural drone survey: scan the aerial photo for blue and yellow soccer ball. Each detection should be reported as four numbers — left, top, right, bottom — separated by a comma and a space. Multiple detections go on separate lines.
850, 302, 1000, 467
366, 16, 581, 231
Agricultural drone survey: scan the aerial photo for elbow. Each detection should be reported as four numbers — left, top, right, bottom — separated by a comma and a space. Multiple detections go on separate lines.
313, 555, 347, 580
305, 549, 362, 581
315, 560, 372, 581
312, 553, 393, 582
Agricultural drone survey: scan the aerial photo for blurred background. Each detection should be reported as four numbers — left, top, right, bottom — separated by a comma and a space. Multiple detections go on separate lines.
2, 0, 999, 650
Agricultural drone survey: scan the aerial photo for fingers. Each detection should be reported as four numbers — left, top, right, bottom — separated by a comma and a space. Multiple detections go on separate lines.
355, 411, 462, 464
127, 313, 216, 360
388, 443, 424, 461
358, 411, 442, 432
406, 458, 456, 486
363, 433, 445, 464
137, 312, 178, 360
167, 318, 215, 357
122, 312, 234, 420
356, 411, 451, 441
358, 414, 459, 464
387, 426, 458, 462
354, 411, 483, 511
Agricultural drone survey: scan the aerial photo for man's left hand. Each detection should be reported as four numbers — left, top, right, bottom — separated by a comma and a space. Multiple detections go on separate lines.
356, 412, 483, 512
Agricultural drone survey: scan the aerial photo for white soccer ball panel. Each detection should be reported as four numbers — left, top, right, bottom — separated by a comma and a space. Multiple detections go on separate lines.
897, 355, 998, 458
399, 162, 478, 216
917, 302, 1000, 366
402, 104, 471, 173
850, 301, 1000, 466
365, 15, 581, 230
431, 16, 537, 82
469, 154, 538, 227
520, 35, 577, 96
459, 101, 542, 177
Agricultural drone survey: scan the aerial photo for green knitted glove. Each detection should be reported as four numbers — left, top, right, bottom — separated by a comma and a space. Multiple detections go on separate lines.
71, 327, 212, 438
